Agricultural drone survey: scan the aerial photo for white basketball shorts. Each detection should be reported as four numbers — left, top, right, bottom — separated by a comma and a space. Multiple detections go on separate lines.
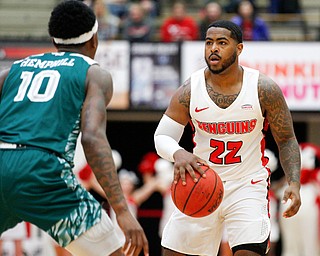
161, 170, 271, 256
65, 210, 123, 256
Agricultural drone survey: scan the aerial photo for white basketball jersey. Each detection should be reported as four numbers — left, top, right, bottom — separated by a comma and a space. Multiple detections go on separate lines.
190, 66, 269, 181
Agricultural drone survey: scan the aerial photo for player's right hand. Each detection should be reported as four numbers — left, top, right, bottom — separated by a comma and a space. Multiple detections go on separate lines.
172, 149, 208, 185
117, 210, 149, 256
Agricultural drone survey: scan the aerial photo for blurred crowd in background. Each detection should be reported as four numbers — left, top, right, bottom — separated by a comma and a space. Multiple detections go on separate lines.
81, 0, 317, 42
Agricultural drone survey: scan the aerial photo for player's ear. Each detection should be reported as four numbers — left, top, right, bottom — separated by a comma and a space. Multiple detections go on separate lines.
86, 34, 98, 59
236, 43, 243, 56
91, 33, 98, 49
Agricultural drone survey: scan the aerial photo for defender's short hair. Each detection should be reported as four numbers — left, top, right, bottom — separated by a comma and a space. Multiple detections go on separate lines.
48, 0, 96, 42
207, 20, 243, 43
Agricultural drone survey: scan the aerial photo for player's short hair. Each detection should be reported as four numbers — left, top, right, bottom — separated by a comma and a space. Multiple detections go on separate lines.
207, 20, 243, 44
48, 0, 96, 45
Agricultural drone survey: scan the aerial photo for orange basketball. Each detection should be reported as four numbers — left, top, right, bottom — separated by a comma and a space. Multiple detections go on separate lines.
171, 165, 224, 218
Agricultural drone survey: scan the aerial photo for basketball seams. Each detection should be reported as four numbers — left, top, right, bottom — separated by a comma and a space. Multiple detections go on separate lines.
171, 165, 224, 218
182, 174, 200, 213
182, 165, 210, 213
190, 169, 218, 216
173, 165, 208, 211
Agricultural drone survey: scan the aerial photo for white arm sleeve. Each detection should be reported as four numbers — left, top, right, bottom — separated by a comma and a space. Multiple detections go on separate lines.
154, 114, 185, 162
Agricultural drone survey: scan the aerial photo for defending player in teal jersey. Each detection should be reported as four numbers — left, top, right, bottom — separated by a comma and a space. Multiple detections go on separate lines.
0, 1, 149, 256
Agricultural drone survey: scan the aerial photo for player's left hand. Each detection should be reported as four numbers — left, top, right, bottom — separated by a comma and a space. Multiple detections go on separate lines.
117, 210, 149, 256
281, 181, 301, 218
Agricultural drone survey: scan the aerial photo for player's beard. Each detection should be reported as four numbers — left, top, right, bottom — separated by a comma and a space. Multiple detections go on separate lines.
206, 50, 237, 74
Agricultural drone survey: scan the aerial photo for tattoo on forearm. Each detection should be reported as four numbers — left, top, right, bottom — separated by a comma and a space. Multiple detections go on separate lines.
279, 140, 301, 184
87, 142, 125, 206
82, 95, 127, 208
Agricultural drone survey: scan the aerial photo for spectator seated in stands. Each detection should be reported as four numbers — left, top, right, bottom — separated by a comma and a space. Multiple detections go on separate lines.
140, 0, 161, 18
93, 0, 121, 40
160, 1, 199, 42
104, 0, 129, 20
198, 1, 223, 40
224, 0, 256, 13
231, 0, 270, 41
121, 2, 155, 42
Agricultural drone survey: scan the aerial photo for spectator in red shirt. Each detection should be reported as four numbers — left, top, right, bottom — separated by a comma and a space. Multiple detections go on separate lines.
160, 1, 199, 42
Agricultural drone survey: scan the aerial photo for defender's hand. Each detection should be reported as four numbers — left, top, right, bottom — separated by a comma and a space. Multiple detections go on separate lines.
117, 211, 149, 256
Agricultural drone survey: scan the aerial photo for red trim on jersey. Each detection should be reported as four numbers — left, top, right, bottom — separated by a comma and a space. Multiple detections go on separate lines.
260, 117, 269, 168
265, 167, 272, 218
188, 120, 197, 150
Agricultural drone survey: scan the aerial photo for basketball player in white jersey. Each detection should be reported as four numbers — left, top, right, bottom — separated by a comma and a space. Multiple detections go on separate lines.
154, 20, 301, 256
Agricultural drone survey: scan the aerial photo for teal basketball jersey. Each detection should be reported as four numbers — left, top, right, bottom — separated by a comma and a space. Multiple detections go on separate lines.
0, 52, 97, 164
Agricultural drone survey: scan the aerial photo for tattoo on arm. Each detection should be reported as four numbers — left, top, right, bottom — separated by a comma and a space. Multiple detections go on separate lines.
278, 140, 301, 184
258, 75, 301, 184
178, 78, 191, 109
82, 94, 127, 209
89, 148, 124, 204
